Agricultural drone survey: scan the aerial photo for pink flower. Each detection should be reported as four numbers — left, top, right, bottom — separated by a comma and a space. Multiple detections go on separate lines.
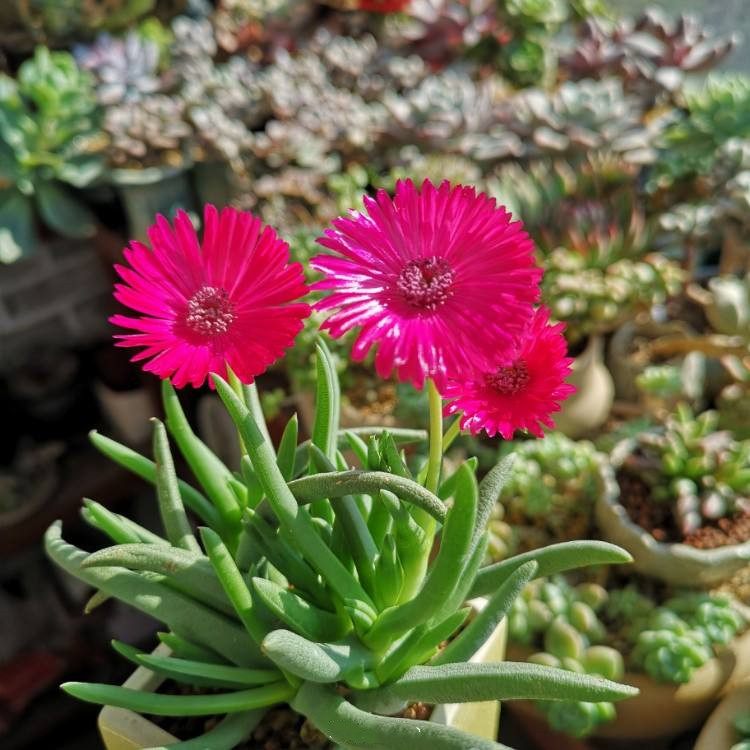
443, 307, 576, 439
111, 205, 310, 388
311, 179, 541, 389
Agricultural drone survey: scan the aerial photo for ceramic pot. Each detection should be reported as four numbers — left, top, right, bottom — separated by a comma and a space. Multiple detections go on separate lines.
695, 678, 750, 750
554, 335, 614, 438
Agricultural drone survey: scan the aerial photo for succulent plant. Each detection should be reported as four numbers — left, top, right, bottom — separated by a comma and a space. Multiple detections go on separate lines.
629, 592, 745, 683
561, 10, 738, 101
493, 433, 603, 555
74, 31, 163, 105
502, 78, 658, 165
489, 161, 682, 343
617, 404, 750, 540
508, 577, 621, 737
0, 46, 104, 261
652, 75, 750, 191
47, 344, 637, 750
104, 93, 192, 169
732, 709, 750, 750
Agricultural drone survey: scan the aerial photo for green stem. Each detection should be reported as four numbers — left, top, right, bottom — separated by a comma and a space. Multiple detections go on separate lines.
442, 418, 462, 453
425, 379, 443, 494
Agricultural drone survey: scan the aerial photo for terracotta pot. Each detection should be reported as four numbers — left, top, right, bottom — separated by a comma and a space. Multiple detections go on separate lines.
508, 626, 750, 741
98, 601, 507, 750
596, 440, 750, 587
554, 335, 614, 438
695, 678, 750, 750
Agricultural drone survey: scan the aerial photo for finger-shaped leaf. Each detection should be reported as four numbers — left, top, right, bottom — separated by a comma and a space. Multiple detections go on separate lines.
261, 630, 371, 684
200, 527, 268, 646
344, 431, 369, 469
252, 577, 349, 642
156, 632, 227, 664
213, 375, 374, 616
152, 419, 200, 553
474, 454, 515, 546
363, 662, 638, 706
61, 681, 293, 716
380, 432, 412, 479
293, 682, 509, 750
45, 523, 264, 667
288, 471, 447, 523
312, 340, 340, 463
367, 463, 477, 648
470, 541, 633, 599
89, 431, 221, 530
277, 413, 299, 481
240, 456, 264, 509
162, 380, 241, 528
140, 709, 265, 750
81, 499, 142, 545
82, 543, 234, 617
434, 561, 537, 666
372, 536, 404, 611
438, 458, 478, 501
111, 640, 281, 689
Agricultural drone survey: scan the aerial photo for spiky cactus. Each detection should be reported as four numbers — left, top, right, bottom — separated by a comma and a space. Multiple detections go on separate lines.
48, 344, 637, 749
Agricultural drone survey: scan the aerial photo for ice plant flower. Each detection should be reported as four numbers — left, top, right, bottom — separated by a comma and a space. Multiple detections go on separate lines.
358, 0, 409, 12
312, 179, 542, 389
444, 306, 576, 439
110, 205, 310, 388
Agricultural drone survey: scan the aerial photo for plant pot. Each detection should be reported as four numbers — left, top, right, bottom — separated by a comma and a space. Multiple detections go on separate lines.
192, 161, 243, 208
554, 335, 614, 438
98, 601, 507, 750
93, 382, 155, 446
595, 440, 750, 588
695, 678, 750, 750
508, 625, 750, 741
110, 164, 195, 242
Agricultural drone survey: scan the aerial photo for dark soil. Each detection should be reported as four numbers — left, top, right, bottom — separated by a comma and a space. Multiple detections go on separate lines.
147, 681, 431, 748
617, 470, 750, 549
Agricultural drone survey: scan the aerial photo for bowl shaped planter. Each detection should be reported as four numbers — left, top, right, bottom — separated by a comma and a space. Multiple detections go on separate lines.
695, 678, 750, 750
595, 441, 750, 587
99, 601, 507, 750
509, 624, 750, 741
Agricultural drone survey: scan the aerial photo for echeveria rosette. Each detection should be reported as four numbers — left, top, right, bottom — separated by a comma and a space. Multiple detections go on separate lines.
444, 306, 575, 439
311, 179, 542, 390
110, 205, 311, 388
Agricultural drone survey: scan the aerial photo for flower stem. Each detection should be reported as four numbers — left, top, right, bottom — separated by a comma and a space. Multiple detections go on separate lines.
442, 417, 462, 453
425, 379, 443, 494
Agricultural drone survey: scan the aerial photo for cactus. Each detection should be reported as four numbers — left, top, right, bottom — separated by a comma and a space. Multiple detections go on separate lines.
0, 46, 104, 261
48, 343, 637, 749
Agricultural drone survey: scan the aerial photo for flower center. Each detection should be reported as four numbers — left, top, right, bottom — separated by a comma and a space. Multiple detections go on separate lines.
185, 286, 235, 337
485, 360, 530, 395
396, 256, 455, 310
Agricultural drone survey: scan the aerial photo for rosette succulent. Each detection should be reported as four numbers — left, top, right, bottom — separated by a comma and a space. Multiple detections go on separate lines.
502, 78, 658, 165
74, 31, 162, 105
0, 46, 104, 262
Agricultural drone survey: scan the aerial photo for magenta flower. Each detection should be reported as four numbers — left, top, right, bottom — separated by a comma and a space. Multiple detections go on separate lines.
443, 306, 576, 439
111, 205, 310, 388
312, 179, 542, 389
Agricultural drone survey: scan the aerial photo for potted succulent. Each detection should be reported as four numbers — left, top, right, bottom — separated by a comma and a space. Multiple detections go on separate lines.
75, 29, 195, 240
597, 404, 750, 587
47, 188, 638, 749
507, 578, 750, 741
0, 46, 105, 263
486, 433, 605, 560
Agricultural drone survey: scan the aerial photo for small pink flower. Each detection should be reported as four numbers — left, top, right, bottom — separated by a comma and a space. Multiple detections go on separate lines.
111, 205, 310, 388
443, 307, 576, 439
312, 179, 541, 389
